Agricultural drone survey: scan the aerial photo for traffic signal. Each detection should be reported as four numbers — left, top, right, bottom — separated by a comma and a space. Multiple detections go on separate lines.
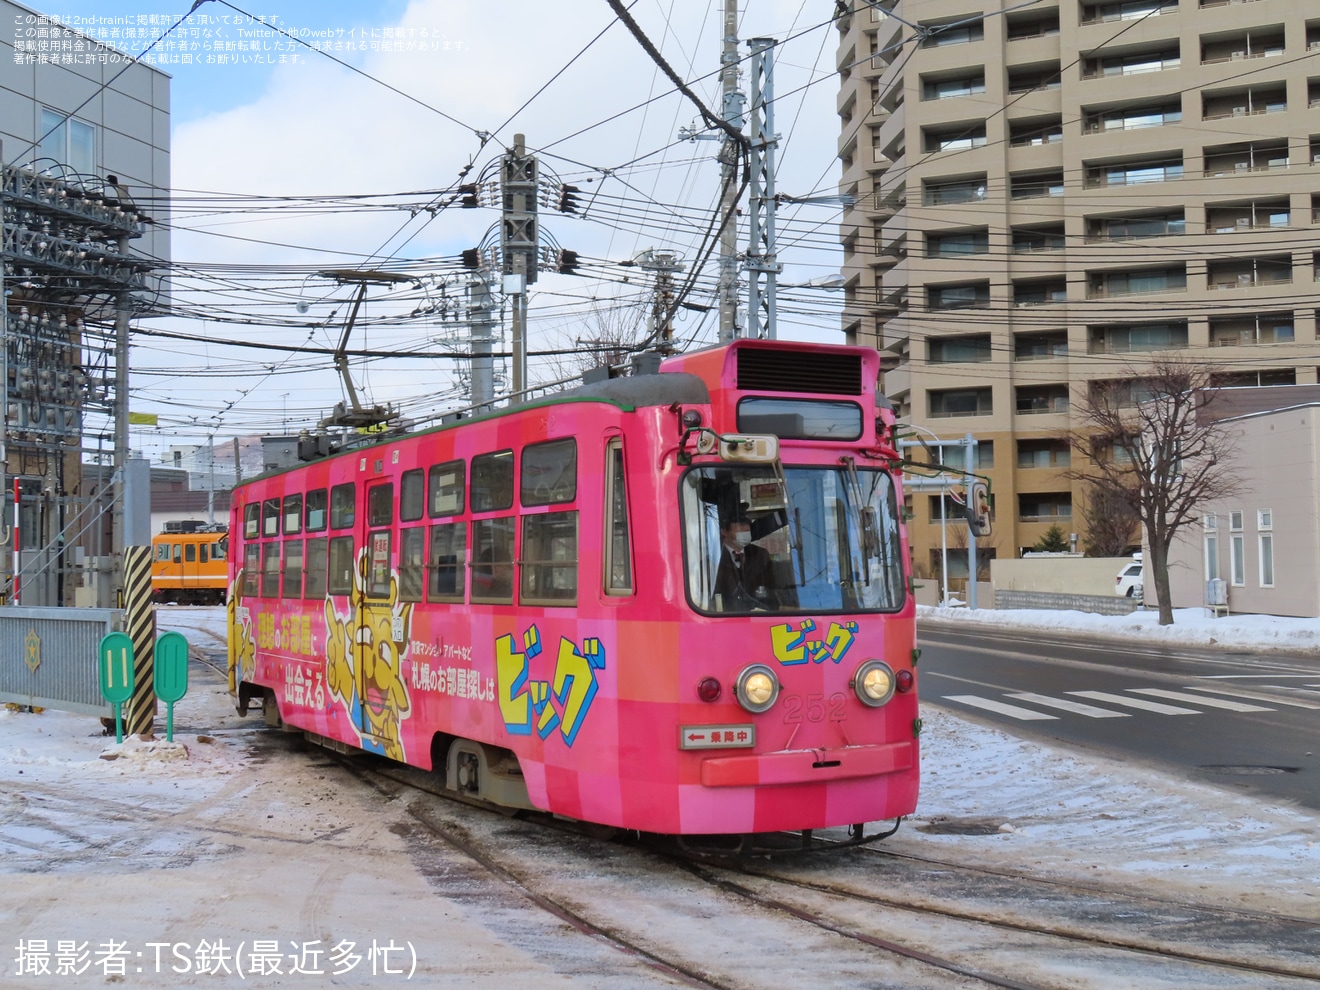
966, 480, 992, 538
557, 183, 582, 214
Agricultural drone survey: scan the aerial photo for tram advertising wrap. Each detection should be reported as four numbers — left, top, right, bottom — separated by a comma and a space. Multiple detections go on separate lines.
227, 340, 919, 837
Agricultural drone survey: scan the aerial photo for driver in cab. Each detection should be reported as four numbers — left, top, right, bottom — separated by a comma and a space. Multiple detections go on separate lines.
713, 515, 776, 611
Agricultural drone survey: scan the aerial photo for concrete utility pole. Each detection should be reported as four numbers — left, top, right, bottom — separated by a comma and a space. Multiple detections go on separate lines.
468, 276, 495, 408
716, 0, 745, 343
501, 134, 538, 402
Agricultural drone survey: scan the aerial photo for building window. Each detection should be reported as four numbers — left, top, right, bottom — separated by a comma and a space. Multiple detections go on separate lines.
1203, 514, 1219, 582
927, 230, 989, 257
924, 125, 987, 153
1257, 509, 1273, 588
38, 108, 96, 175
1088, 267, 1186, 298
929, 335, 992, 363
1229, 510, 1245, 586
928, 282, 989, 310
929, 387, 993, 418
1019, 494, 1072, 520
922, 74, 985, 101
924, 176, 987, 206
920, 20, 983, 47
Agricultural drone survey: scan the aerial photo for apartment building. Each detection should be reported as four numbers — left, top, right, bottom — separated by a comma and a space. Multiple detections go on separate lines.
837, 0, 1320, 583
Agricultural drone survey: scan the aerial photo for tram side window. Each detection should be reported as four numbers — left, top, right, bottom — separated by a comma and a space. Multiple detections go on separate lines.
261, 542, 281, 597
305, 488, 328, 532
471, 517, 514, 603
521, 511, 578, 605
212, 537, 227, 561
471, 450, 514, 512
366, 530, 392, 598
283, 494, 303, 535
283, 540, 304, 599
185, 544, 196, 563
244, 503, 260, 539
605, 439, 633, 594
427, 522, 465, 601
522, 438, 577, 506
200, 545, 209, 565
154, 543, 170, 562
328, 536, 355, 596
428, 460, 464, 517
400, 469, 425, 522
262, 499, 280, 537
172, 544, 182, 563
304, 537, 328, 599
242, 544, 260, 596
399, 528, 424, 602
330, 483, 355, 529
368, 483, 394, 528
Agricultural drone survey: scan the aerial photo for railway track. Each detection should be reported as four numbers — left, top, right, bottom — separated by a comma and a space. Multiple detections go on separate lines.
348, 753, 1320, 989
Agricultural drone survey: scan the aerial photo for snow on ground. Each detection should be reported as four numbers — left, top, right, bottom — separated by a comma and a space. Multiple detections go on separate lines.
0, 604, 1315, 986
919, 601, 1320, 654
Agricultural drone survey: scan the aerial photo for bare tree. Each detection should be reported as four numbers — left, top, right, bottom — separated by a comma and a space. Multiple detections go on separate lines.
1079, 484, 1141, 558
539, 299, 648, 384
1068, 358, 1243, 625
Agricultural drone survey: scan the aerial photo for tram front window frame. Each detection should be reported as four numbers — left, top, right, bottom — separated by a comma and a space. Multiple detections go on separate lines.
681, 464, 905, 616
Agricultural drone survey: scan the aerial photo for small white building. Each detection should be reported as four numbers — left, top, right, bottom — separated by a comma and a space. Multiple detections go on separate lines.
1166, 388, 1320, 618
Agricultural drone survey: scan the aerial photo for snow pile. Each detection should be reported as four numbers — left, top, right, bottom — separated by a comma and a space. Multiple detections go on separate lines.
920, 603, 1320, 653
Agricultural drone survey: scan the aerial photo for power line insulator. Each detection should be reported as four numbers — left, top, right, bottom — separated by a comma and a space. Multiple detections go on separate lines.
556, 249, 580, 275
460, 248, 482, 269
557, 183, 582, 214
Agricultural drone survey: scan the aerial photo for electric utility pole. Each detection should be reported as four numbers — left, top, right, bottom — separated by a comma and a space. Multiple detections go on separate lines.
716, 0, 744, 342
501, 134, 538, 401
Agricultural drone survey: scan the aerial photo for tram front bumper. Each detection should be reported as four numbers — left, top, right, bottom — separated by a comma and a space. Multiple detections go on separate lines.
698, 741, 914, 787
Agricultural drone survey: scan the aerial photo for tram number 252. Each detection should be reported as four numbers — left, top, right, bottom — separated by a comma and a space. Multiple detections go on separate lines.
782, 693, 848, 724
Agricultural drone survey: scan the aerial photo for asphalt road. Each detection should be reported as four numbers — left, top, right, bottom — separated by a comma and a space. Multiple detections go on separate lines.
917, 620, 1320, 811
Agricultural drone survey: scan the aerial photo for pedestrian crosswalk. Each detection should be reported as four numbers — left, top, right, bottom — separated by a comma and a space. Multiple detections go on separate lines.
939, 684, 1319, 721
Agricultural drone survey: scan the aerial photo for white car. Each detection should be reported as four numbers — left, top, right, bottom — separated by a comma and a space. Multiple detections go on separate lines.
1116, 559, 1144, 599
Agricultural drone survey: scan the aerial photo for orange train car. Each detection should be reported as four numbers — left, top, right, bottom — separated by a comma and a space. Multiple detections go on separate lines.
152, 524, 229, 605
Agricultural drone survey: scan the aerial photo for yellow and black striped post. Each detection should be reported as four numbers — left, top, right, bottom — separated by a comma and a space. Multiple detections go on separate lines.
123, 545, 156, 738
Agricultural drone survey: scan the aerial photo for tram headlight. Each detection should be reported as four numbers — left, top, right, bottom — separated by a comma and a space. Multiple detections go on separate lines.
734, 664, 780, 714
852, 659, 896, 708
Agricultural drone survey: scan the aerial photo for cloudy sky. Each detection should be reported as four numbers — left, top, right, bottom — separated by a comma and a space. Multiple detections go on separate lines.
43, 1, 851, 456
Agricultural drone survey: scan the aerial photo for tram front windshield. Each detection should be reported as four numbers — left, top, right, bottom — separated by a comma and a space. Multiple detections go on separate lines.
681, 465, 904, 615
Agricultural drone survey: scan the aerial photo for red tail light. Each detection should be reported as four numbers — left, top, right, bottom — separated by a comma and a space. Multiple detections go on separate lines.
896, 669, 915, 693
697, 677, 722, 702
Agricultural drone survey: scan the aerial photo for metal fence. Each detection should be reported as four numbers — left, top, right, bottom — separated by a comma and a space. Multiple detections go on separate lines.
0, 606, 123, 715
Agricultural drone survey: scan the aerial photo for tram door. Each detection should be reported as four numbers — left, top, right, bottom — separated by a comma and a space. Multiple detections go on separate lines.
356, 479, 406, 747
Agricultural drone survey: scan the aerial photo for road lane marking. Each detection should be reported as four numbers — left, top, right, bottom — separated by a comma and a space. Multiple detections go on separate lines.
1183, 685, 1320, 710
1005, 693, 1129, 718
943, 695, 1058, 720
1128, 688, 1272, 712
1068, 691, 1199, 715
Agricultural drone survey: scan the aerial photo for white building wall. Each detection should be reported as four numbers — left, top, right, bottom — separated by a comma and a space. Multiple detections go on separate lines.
1167, 406, 1320, 618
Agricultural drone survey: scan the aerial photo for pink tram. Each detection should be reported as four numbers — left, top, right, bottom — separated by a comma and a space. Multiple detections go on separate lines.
227, 339, 920, 836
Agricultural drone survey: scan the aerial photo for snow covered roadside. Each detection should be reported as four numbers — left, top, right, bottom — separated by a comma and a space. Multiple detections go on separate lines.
918, 602, 1320, 654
